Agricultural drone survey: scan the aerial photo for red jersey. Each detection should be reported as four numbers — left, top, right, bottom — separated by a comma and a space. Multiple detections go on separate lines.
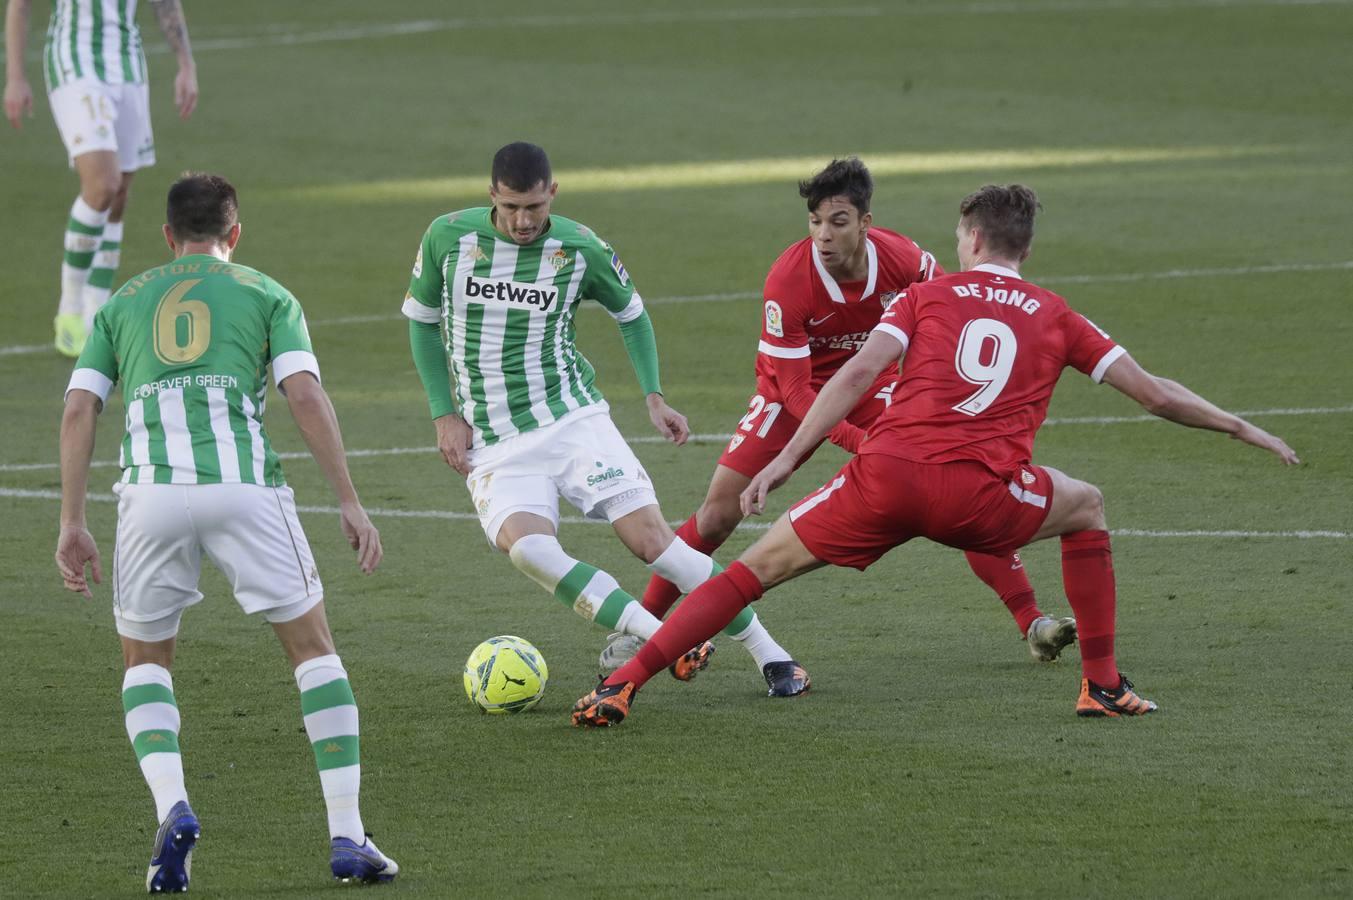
865, 264, 1125, 473
754, 227, 940, 422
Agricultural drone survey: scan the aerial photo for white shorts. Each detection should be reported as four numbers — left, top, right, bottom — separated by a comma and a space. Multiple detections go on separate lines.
465, 404, 659, 546
111, 482, 323, 641
49, 78, 155, 171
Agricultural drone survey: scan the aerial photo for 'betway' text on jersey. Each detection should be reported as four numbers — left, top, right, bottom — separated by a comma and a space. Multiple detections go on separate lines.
462, 274, 559, 311
404, 208, 643, 448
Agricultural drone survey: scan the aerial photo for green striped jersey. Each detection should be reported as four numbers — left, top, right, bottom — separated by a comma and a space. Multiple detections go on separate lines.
403, 208, 644, 448
66, 254, 319, 486
43, 0, 149, 90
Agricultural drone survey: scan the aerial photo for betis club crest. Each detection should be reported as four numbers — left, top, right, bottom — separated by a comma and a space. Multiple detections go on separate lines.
548, 249, 570, 271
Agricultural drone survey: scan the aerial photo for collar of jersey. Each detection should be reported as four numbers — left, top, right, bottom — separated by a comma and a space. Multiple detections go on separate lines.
811, 237, 877, 304
972, 262, 1021, 279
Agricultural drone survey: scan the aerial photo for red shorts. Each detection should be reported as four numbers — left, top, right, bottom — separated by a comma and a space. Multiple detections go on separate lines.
787, 453, 1054, 570
716, 376, 896, 479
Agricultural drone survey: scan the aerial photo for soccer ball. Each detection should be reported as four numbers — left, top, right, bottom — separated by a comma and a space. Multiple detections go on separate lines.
463, 636, 548, 714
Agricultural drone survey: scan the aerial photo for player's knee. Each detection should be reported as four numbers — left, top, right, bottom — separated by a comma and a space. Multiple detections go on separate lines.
81, 176, 120, 212
1075, 481, 1106, 530
628, 523, 673, 565
695, 495, 742, 544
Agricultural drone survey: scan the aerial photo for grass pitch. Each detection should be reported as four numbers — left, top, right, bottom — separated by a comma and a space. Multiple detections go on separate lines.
1, 1, 1350, 896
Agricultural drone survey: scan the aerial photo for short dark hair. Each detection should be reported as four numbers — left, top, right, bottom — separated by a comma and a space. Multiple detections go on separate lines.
959, 184, 1041, 257
491, 142, 552, 192
166, 173, 238, 243
799, 157, 873, 215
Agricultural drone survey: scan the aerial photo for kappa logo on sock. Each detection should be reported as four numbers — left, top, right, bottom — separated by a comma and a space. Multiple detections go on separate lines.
322, 741, 346, 754
145, 733, 168, 744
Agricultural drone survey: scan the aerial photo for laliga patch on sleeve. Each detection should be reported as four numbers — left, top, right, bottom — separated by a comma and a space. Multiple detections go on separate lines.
765, 300, 784, 337
610, 253, 629, 286
412, 245, 423, 278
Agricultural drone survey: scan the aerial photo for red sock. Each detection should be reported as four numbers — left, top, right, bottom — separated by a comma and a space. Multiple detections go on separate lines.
607, 561, 765, 689
965, 550, 1042, 635
641, 514, 722, 618
1060, 530, 1118, 688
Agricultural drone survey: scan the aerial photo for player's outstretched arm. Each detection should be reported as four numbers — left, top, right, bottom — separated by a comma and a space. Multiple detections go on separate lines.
281, 372, 384, 573
4, 0, 34, 130
742, 331, 903, 515
149, 0, 197, 118
56, 390, 104, 597
1102, 353, 1300, 464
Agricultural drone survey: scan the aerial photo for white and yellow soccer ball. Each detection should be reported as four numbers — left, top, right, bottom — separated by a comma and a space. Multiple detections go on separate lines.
463, 636, 549, 714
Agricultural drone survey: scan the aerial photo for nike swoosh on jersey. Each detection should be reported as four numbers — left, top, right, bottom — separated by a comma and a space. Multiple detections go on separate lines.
808, 314, 835, 327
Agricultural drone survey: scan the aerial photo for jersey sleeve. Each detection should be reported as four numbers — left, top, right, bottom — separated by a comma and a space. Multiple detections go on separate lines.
757, 266, 810, 362
267, 282, 321, 388
402, 222, 444, 325
65, 307, 118, 403
1063, 309, 1126, 383
580, 233, 646, 323
872, 288, 917, 352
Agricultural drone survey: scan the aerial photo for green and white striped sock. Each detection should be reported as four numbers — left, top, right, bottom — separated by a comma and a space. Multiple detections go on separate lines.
122, 664, 188, 824
509, 534, 662, 639
648, 539, 791, 665
83, 219, 123, 327
296, 654, 364, 841
60, 196, 107, 317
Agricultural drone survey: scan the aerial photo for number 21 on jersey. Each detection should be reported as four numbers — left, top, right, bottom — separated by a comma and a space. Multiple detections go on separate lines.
952, 318, 1016, 416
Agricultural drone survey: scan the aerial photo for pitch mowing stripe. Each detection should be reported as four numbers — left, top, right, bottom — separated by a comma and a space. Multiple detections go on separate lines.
118, 1, 1353, 58
4, 260, 1350, 353
291, 145, 1289, 204
0, 488, 1346, 539
1, 405, 1348, 473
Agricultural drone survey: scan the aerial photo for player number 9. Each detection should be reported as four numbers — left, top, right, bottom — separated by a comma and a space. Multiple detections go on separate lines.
951, 318, 1017, 416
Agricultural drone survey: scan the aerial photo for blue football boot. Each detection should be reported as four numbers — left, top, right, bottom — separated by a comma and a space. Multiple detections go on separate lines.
331, 834, 399, 884
146, 800, 200, 893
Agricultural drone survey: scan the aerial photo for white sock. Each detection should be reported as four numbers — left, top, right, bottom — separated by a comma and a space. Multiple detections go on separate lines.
509, 534, 659, 636
60, 196, 108, 317
122, 664, 188, 824
295, 654, 364, 841
648, 537, 717, 593
728, 613, 793, 668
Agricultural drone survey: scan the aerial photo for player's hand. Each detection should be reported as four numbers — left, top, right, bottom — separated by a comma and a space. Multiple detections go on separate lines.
741, 455, 796, 517
339, 501, 382, 573
174, 65, 198, 119
4, 78, 33, 130
435, 413, 474, 475
1232, 421, 1300, 465
54, 525, 102, 598
646, 393, 689, 445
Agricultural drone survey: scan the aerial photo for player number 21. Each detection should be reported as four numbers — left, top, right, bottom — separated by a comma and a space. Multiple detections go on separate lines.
153, 279, 213, 365
952, 318, 1017, 416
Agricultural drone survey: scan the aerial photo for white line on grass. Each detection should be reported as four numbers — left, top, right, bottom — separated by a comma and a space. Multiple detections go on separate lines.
0, 405, 1347, 473
0, 488, 1346, 539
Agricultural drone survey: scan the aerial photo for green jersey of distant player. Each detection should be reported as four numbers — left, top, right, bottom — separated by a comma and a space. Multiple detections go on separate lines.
402, 207, 651, 447
69, 255, 318, 486
42, 0, 151, 89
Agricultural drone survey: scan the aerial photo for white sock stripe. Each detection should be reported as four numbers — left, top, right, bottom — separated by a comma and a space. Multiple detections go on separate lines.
508, 534, 578, 591
294, 653, 346, 690
303, 705, 360, 741
580, 568, 621, 603
125, 702, 180, 740
123, 663, 173, 690
70, 195, 109, 227
649, 537, 717, 593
